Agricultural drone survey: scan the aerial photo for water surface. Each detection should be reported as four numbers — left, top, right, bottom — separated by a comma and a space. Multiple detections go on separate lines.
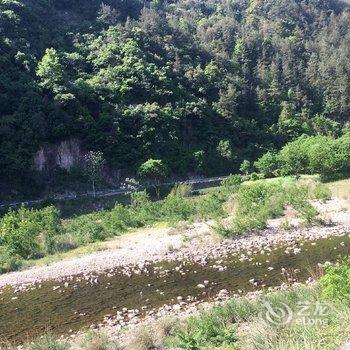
1, 233, 349, 343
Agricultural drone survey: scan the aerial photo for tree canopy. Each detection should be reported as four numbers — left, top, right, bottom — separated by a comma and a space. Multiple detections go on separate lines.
1, 0, 350, 194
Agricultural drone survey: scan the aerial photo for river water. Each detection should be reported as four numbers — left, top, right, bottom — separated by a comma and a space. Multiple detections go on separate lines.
1, 233, 349, 344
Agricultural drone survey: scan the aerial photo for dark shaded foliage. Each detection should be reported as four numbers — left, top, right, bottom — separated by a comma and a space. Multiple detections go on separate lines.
1, 0, 350, 192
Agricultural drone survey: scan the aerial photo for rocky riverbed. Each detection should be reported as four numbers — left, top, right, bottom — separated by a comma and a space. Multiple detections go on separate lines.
1, 227, 350, 345
1, 198, 350, 345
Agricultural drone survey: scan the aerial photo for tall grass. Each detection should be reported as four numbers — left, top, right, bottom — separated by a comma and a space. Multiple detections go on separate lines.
80, 331, 120, 350
27, 335, 69, 350
164, 285, 350, 350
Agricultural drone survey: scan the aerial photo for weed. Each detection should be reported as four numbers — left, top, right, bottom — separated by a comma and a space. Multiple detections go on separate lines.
27, 335, 69, 350
126, 326, 156, 350
79, 331, 120, 350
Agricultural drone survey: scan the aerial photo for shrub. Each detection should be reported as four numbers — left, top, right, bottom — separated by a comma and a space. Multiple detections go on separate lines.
225, 181, 319, 236
286, 185, 319, 224
239, 160, 251, 175
248, 172, 260, 181
130, 190, 150, 206
308, 136, 336, 176
320, 259, 350, 303
196, 190, 228, 220
129, 201, 160, 226
221, 175, 243, 190
0, 246, 22, 273
0, 206, 62, 259
64, 215, 108, 245
254, 151, 280, 178
255, 133, 350, 179
231, 212, 268, 235
161, 194, 195, 223
37, 206, 62, 254
107, 204, 135, 231
229, 182, 282, 234
279, 135, 315, 176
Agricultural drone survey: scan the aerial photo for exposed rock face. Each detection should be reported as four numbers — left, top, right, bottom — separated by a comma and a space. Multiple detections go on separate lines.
33, 139, 84, 172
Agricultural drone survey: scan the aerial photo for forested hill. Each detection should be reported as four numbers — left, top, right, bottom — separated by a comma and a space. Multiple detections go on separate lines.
1, 0, 350, 191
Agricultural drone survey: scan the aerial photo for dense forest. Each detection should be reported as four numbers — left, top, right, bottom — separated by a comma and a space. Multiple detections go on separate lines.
1, 0, 350, 194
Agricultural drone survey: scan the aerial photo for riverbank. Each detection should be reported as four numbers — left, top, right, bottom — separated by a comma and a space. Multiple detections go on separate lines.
19, 282, 350, 350
2, 231, 346, 347
0, 197, 349, 290
0, 196, 349, 346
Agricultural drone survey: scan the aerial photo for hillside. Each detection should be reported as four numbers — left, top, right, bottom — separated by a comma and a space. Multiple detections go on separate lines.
1, 0, 350, 194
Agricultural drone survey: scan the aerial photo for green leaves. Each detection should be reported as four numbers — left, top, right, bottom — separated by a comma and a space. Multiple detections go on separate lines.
37, 48, 65, 92
321, 259, 350, 303
0, 206, 62, 259
2, 0, 350, 190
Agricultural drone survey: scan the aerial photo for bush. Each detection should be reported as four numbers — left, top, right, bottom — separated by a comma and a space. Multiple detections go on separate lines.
231, 212, 268, 234
161, 194, 195, 223
0, 206, 62, 259
255, 133, 350, 179
37, 206, 62, 254
308, 136, 336, 176
248, 172, 260, 181
64, 215, 108, 245
221, 175, 243, 190
225, 181, 319, 236
229, 182, 283, 234
130, 190, 150, 206
279, 135, 316, 176
321, 259, 350, 303
254, 151, 280, 178
285, 185, 319, 223
196, 190, 228, 220
107, 204, 135, 231
0, 246, 22, 273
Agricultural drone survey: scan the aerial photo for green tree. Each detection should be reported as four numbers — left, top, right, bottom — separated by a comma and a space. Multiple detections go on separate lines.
138, 159, 168, 199
84, 151, 105, 197
217, 140, 234, 161
36, 48, 64, 92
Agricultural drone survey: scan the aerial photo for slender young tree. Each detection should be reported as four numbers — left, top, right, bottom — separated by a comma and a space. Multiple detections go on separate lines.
84, 151, 105, 197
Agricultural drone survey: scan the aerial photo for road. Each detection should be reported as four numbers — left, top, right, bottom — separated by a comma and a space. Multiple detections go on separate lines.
0, 175, 229, 209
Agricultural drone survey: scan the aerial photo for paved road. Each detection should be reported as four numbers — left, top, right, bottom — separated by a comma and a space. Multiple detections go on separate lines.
0, 175, 229, 209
